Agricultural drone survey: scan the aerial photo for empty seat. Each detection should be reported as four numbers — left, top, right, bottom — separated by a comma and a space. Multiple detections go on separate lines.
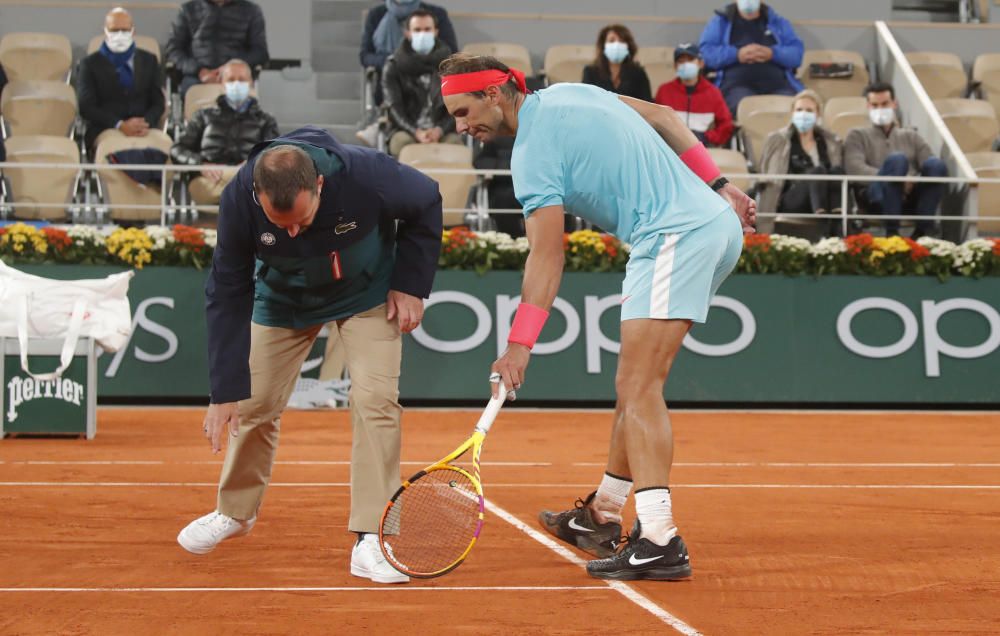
736, 94, 795, 168
95, 129, 174, 222
1, 80, 77, 137
799, 50, 870, 103
542, 45, 593, 85
462, 42, 532, 76
708, 148, 751, 192
0, 32, 72, 82
398, 143, 475, 226
86, 34, 162, 61
905, 52, 968, 99
965, 152, 1000, 234
824, 96, 870, 139
3, 135, 79, 221
973, 53, 1000, 121
635, 46, 676, 94
934, 98, 1000, 153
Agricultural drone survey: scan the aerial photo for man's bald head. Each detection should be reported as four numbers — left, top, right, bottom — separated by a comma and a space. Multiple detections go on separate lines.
253, 145, 319, 212
105, 7, 133, 31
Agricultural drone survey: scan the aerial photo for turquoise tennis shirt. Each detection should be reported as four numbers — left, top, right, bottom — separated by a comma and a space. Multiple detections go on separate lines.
511, 83, 730, 244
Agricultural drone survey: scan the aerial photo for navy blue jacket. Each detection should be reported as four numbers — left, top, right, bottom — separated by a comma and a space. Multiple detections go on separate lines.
205, 126, 442, 403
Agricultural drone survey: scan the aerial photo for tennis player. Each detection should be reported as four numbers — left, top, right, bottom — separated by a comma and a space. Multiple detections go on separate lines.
440, 54, 755, 581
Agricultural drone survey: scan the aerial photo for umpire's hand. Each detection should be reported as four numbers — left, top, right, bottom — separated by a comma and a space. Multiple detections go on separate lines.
203, 402, 239, 454
386, 290, 424, 334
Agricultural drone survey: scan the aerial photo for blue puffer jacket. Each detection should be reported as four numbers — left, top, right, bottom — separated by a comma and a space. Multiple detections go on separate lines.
698, 3, 804, 92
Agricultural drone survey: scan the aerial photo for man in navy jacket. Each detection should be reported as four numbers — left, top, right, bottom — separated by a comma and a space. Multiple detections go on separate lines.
177, 126, 442, 585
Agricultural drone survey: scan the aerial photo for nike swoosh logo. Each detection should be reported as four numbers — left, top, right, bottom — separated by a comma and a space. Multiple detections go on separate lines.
628, 553, 665, 566
567, 518, 594, 533
335, 222, 357, 235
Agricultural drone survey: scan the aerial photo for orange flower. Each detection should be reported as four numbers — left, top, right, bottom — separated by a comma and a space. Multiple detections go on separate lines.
992, 238, 1000, 257
844, 233, 873, 255
41, 227, 72, 252
903, 237, 929, 260
744, 233, 771, 251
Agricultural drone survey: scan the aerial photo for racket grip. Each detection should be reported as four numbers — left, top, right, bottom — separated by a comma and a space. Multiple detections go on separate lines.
475, 381, 506, 435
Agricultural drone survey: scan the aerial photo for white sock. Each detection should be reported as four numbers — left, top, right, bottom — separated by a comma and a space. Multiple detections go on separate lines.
635, 487, 677, 546
592, 472, 632, 524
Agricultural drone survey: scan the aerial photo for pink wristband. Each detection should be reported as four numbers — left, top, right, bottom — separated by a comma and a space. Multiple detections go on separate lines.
508, 303, 549, 349
679, 143, 722, 184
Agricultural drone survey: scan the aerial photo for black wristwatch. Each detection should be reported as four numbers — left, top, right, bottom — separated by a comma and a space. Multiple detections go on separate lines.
710, 176, 729, 192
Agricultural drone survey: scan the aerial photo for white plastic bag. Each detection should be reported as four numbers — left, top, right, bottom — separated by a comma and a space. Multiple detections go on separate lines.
0, 261, 134, 380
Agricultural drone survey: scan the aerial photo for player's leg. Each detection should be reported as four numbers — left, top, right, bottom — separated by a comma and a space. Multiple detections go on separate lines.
177, 322, 322, 554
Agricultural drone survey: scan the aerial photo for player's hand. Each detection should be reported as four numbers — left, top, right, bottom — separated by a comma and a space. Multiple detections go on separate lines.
386, 290, 424, 333
718, 181, 757, 234
203, 402, 239, 454
490, 343, 530, 400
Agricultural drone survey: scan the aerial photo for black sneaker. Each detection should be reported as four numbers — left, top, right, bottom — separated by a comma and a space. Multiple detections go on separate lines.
586, 520, 692, 581
538, 492, 622, 558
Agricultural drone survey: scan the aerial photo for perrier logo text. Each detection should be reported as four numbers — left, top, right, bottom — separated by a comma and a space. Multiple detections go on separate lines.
6, 376, 84, 422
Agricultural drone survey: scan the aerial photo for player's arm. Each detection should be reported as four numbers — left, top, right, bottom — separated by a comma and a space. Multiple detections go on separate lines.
490, 205, 565, 398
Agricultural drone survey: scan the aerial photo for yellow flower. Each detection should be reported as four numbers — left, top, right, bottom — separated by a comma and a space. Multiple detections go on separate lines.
870, 249, 885, 262
872, 236, 909, 254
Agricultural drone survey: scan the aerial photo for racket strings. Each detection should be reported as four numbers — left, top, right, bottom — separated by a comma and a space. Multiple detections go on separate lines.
382, 468, 482, 575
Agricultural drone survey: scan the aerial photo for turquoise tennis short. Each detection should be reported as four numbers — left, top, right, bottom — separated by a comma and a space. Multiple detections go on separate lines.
620, 210, 743, 323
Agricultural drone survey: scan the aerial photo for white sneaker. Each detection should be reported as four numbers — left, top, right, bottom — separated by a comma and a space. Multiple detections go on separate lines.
354, 122, 379, 147
350, 534, 409, 584
177, 511, 256, 555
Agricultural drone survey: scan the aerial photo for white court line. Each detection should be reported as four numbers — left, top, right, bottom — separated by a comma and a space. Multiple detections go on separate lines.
0, 585, 607, 593
10, 460, 1000, 468
0, 460, 550, 467
4, 482, 1000, 489
574, 462, 1000, 468
484, 499, 701, 636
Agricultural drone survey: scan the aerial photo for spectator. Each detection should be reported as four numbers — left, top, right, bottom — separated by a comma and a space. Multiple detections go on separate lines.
654, 43, 733, 147
165, 0, 268, 96
382, 10, 460, 157
844, 81, 947, 238
757, 89, 844, 236
698, 1, 803, 118
170, 59, 279, 206
76, 7, 165, 154
581, 24, 652, 101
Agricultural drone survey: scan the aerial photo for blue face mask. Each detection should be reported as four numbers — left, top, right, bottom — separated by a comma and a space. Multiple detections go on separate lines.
791, 110, 817, 133
410, 31, 435, 55
738, 0, 762, 14
604, 41, 629, 64
676, 61, 700, 81
224, 81, 250, 106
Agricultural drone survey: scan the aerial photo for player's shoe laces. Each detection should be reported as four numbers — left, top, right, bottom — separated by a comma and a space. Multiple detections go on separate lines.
586, 520, 692, 581
177, 511, 256, 555
538, 491, 622, 558
350, 533, 409, 584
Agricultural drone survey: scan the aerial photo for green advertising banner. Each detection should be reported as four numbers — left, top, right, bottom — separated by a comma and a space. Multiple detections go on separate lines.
15, 266, 1000, 405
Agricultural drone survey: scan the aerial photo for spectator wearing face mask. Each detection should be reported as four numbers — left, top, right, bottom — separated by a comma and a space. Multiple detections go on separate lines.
581, 24, 652, 101
170, 59, 279, 207
698, 1, 803, 118
76, 7, 165, 154
844, 81, 947, 238
757, 89, 844, 235
382, 9, 460, 157
654, 43, 733, 147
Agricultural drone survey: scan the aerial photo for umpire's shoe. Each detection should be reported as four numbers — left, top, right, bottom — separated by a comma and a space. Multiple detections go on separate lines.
177, 511, 256, 555
586, 520, 691, 581
538, 492, 622, 558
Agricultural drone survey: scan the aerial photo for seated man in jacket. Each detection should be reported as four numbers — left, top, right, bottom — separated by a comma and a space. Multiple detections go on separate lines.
654, 43, 733, 147
76, 7, 165, 154
170, 59, 279, 206
382, 9, 461, 157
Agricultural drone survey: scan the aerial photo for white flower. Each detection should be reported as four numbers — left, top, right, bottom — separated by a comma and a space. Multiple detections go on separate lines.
65, 224, 107, 246
916, 237, 956, 258
144, 225, 174, 252
952, 239, 992, 268
770, 234, 811, 252
808, 237, 846, 258
203, 229, 217, 249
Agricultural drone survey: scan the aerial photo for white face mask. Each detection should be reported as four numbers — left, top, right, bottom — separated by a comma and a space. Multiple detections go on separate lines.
791, 110, 817, 133
738, 0, 762, 14
224, 81, 251, 105
869, 107, 895, 127
105, 29, 134, 54
676, 61, 699, 81
410, 31, 435, 55
604, 41, 629, 64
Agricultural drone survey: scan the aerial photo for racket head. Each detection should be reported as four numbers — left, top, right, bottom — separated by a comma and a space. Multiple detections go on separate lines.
378, 464, 485, 578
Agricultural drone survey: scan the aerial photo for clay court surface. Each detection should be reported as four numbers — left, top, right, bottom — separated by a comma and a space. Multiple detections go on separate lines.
1, 408, 999, 635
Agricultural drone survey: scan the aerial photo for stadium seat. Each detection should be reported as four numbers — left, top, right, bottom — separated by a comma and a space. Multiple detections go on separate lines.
736, 94, 795, 168
0, 32, 72, 82
86, 34, 162, 61
1, 80, 77, 137
708, 147, 751, 192
95, 129, 174, 223
905, 52, 968, 99
933, 98, 1000, 153
972, 53, 1000, 121
3, 135, 80, 221
398, 143, 475, 226
635, 46, 676, 94
966, 152, 1000, 234
542, 45, 593, 85
462, 42, 533, 76
824, 96, 869, 139
798, 50, 870, 102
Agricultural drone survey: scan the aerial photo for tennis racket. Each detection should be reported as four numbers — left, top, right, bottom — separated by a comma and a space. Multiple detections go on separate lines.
378, 383, 507, 578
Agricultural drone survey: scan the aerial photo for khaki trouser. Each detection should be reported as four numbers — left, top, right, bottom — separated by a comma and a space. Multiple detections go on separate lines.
318, 327, 347, 381
388, 132, 463, 158
216, 304, 403, 533
189, 168, 238, 206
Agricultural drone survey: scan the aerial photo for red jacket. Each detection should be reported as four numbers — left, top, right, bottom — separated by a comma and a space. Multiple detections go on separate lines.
654, 77, 733, 147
